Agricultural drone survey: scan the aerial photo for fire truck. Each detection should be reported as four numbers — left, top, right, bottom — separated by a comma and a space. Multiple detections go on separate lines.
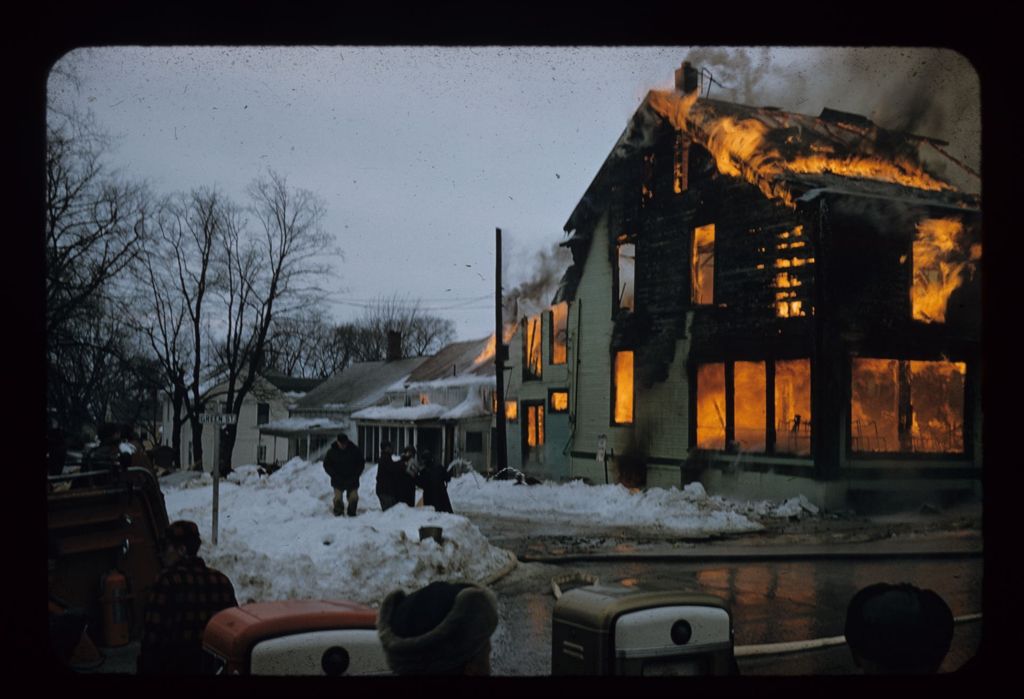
48, 464, 170, 649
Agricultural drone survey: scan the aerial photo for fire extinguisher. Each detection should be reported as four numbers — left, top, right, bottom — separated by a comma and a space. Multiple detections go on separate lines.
99, 569, 131, 647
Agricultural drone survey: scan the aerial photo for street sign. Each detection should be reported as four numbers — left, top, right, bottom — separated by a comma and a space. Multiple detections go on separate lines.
199, 413, 238, 425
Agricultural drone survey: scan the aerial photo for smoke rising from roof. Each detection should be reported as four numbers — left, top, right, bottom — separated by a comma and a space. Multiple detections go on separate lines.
502, 241, 573, 326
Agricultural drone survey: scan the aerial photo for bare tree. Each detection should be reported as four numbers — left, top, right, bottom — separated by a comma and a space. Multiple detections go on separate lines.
130, 191, 223, 465
212, 170, 334, 474
265, 308, 335, 378
356, 294, 456, 359
45, 108, 148, 345
132, 189, 230, 468
45, 98, 150, 439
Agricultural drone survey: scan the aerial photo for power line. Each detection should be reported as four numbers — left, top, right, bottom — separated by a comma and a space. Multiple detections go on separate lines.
326, 297, 494, 312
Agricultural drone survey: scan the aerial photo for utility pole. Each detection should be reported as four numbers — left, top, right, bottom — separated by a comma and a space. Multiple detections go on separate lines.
494, 228, 509, 474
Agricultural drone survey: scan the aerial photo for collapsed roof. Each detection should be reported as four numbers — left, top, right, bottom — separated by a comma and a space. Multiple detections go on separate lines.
565, 90, 979, 237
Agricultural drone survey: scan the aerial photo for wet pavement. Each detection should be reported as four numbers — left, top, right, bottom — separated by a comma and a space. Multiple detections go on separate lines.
82, 498, 984, 676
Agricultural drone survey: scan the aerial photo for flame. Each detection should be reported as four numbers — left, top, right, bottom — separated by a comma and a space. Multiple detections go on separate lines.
647, 90, 956, 209
851, 358, 900, 453
696, 363, 726, 449
526, 404, 545, 447
691, 224, 715, 304
613, 351, 634, 424
909, 360, 965, 453
472, 321, 521, 366
852, 358, 965, 453
525, 315, 543, 377
551, 390, 568, 412
505, 400, 518, 421
551, 302, 568, 365
734, 361, 766, 451
912, 218, 977, 323
474, 334, 497, 365
775, 359, 811, 455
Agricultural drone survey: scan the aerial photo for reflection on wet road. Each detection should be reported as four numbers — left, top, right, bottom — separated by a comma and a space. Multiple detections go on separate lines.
490, 556, 981, 675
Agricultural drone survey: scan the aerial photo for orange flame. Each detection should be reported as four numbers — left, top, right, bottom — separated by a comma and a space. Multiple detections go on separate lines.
647, 90, 956, 209
473, 322, 521, 366
613, 351, 634, 424
525, 315, 543, 377
775, 359, 811, 456
912, 218, 976, 323
696, 363, 726, 449
734, 361, 766, 451
551, 302, 568, 365
551, 391, 569, 411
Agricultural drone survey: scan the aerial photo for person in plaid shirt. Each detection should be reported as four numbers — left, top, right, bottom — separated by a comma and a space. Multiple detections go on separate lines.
138, 520, 237, 674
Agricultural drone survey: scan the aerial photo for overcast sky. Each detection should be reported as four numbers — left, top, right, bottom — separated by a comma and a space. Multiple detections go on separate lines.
48, 46, 980, 341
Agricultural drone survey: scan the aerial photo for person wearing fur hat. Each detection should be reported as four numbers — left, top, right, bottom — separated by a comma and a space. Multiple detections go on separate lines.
844, 582, 954, 674
377, 581, 498, 675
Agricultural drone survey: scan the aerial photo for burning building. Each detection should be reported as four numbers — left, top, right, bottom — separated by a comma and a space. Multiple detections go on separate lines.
502, 61, 980, 508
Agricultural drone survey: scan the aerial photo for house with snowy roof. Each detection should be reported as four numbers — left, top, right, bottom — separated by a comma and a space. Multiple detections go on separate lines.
162, 369, 324, 472
260, 343, 428, 463
351, 336, 496, 470
501, 60, 981, 510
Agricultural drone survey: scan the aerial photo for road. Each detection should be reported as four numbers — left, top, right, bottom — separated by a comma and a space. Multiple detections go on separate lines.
474, 503, 983, 677
84, 504, 982, 676
488, 556, 981, 675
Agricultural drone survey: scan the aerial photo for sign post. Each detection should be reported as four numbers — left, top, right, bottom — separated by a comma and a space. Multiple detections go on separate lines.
199, 413, 237, 545
596, 434, 608, 484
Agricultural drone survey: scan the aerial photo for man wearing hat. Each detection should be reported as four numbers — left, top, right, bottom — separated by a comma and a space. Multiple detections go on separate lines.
377, 581, 499, 675
138, 520, 238, 674
323, 433, 365, 516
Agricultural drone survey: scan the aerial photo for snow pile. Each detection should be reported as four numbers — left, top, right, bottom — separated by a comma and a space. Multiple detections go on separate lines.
735, 493, 821, 520
447, 474, 763, 536
162, 458, 823, 606
163, 457, 513, 607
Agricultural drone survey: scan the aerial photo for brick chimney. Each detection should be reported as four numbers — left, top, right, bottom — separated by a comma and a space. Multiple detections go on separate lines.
675, 61, 700, 95
386, 330, 402, 362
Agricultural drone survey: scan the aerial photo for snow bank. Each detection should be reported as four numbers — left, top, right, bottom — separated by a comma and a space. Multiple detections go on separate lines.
448, 475, 763, 536
163, 457, 512, 607
162, 458, 821, 606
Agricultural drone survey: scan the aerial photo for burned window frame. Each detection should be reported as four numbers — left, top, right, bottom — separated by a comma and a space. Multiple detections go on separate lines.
613, 235, 636, 314
673, 133, 690, 195
548, 389, 569, 414
523, 401, 545, 451
690, 223, 715, 306
690, 357, 814, 456
770, 225, 814, 318
848, 356, 968, 457
549, 301, 569, 366
522, 315, 543, 381
611, 350, 635, 426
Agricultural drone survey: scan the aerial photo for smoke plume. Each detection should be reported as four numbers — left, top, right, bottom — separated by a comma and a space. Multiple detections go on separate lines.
502, 241, 573, 326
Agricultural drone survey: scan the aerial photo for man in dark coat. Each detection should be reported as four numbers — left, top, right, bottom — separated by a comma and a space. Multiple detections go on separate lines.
323, 433, 365, 516
415, 449, 453, 513
138, 520, 237, 674
376, 440, 399, 511
396, 446, 419, 508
